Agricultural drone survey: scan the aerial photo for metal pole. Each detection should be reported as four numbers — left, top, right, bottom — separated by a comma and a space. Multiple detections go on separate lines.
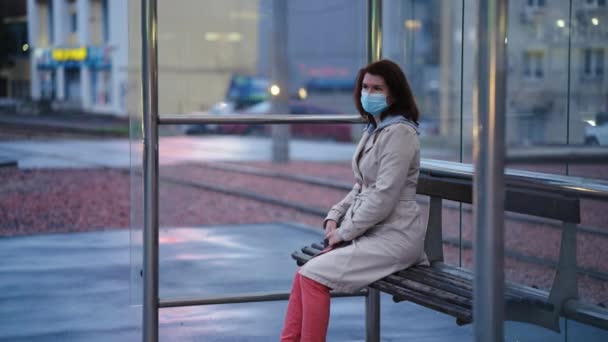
368, 0, 382, 62
473, 0, 508, 341
271, 0, 290, 163
365, 2, 382, 341
365, 288, 381, 342
141, 0, 159, 341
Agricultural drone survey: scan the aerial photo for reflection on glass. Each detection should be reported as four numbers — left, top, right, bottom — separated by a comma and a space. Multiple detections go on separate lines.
506, 0, 570, 151
113, 0, 608, 339
146, 0, 367, 305
161, 0, 367, 142
384, 0, 463, 161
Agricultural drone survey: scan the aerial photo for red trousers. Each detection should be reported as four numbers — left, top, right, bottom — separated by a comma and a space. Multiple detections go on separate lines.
280, 270, 331, 342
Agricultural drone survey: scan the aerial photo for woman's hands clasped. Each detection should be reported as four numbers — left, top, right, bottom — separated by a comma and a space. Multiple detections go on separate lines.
324, 220, 343, 246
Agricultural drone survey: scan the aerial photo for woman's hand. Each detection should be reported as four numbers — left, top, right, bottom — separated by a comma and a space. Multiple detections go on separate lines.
324, 220, 342, 246
326, 230, 343, 246
324, 220, 337, 232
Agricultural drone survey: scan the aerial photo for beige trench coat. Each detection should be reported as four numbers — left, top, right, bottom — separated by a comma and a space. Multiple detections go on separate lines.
299, 119, 429, 293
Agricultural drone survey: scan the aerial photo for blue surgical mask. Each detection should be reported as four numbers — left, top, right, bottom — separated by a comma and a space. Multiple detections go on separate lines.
361, 92, 388, 117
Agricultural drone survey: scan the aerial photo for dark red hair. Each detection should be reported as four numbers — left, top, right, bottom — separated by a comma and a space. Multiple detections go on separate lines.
354, 59, 420, 125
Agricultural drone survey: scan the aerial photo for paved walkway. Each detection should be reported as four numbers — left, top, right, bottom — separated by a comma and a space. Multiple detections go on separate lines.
2, 222, 606, 341
0, 223, 473, 341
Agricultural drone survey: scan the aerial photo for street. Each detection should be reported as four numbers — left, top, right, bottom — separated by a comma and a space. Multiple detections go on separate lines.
0, 135, 452, 169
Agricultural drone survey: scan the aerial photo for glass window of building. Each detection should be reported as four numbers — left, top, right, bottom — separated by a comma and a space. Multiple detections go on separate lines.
68, 0, 77, 45
527, 0, 546, 8
90, 0, 105, 45
583, 48, 605, 78
524, 50, 544, 79
36, 0, 53, 46
584, 0, 606, 8
102, 0, 109, 43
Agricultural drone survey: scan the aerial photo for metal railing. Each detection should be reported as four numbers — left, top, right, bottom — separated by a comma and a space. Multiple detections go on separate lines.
158, 290, 367, 309
159, 114, 365, 125
421, 159, 608, 200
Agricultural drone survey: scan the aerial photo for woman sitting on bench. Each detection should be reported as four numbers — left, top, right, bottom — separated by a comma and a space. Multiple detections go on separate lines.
281, 59, 429, 342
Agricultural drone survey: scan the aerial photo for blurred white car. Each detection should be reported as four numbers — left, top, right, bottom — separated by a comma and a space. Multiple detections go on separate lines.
184, 101, 236, 134
209, 101, 236, 115
584, 112, 608, 145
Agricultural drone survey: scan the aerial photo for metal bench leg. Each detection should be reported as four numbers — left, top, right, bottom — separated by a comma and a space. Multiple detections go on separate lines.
548, 222, 579, 320
506, 221, 579, 332
366, 287, 380, 342
424, 196, 444, 263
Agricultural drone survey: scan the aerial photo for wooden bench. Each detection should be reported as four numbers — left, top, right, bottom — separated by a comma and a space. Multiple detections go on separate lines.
292, 170, 583, 332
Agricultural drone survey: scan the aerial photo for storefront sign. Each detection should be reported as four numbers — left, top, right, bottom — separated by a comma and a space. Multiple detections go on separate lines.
52, 47, 87, 62
36, 46, 112, 69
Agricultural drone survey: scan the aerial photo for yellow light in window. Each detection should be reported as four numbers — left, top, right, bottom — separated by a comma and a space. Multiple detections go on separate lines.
205, 32, 220, 41
556, 19, 566, 28
298, 87, 307, 99
404, 19, 422, 31
270, 85, 280, 96
227, 32, 242, 42
592, 18, 599, 26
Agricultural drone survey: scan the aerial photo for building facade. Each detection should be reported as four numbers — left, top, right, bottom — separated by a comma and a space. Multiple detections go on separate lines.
0, 0, 29, 99
386, 0, 608, 146
126, 0, 260, 117
27, 0, 128, 116
506, 0, 608, 145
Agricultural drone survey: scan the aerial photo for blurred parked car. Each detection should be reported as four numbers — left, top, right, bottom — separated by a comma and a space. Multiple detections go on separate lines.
584, 112, 608, 145
184, 101, 236, 134
210, 101, 352, 142
185, 74, 270, 135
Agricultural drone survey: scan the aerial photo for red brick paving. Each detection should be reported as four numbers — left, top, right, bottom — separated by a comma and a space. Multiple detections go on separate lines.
1, 161, 607, 306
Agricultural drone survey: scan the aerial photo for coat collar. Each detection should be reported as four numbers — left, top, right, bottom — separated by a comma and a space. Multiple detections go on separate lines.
365, 115, 420, 136
354, 115, 419, 180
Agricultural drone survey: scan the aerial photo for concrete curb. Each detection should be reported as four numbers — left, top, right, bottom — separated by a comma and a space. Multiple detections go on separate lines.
0, 113, 128, 137
0, 158, 17, 168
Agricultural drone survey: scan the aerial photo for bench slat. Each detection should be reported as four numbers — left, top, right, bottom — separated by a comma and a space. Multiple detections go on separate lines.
406, 266, 552, 308
402, 267, 473, 290
372, 280, 473, 323
432, 263, 553, 309
311, 242, 325, 250
396, 270, 473, 299
292, 251, 312, 266
417, 175, 581, 223
407, 266, 474, 288
302, 246, 320, 257
384, 275, 472, 308
395, 270, 552, 309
